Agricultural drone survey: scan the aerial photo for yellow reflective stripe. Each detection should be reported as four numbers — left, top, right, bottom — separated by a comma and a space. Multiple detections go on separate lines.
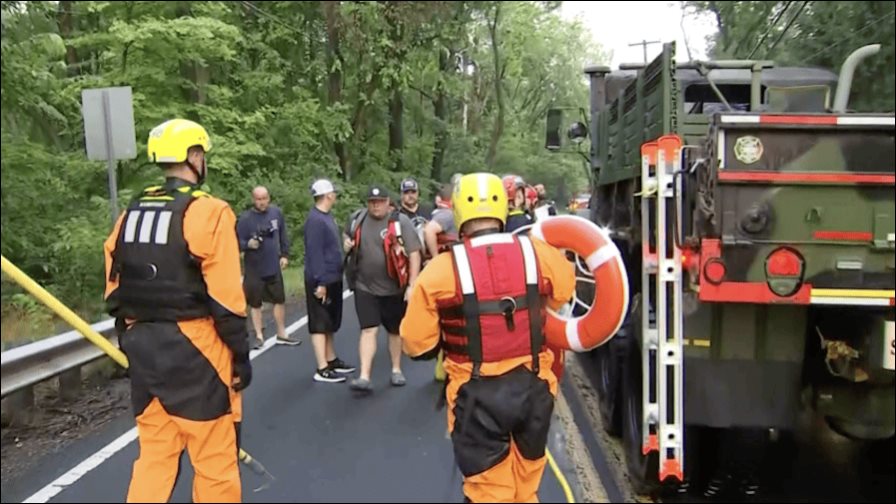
810, 289, 895, 299
139, 196, 175, 201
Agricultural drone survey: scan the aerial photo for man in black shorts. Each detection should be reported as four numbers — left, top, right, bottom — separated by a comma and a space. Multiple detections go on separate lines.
238, 186, 300, 347
343, 185, 422, 393
304, 179, 356, 383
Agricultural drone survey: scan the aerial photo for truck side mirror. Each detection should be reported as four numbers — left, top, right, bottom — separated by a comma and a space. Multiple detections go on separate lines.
568, 121, 588, 144
545, 108, 564, 151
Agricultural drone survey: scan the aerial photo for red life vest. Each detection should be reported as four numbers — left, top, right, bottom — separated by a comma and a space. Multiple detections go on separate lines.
436, 231, 458, 253
351, 210, 410, 289
437, 232, 552, 376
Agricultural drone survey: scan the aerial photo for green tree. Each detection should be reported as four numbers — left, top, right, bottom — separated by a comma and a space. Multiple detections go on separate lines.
1, 0, 604, 341
685, 0, 895, 111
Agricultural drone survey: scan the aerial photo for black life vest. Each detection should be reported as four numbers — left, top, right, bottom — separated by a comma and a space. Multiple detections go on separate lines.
108, 184, 210, 321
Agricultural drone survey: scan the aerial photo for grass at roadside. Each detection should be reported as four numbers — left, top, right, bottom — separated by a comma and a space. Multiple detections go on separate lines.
281, 264, 305, 300
1, 263, 306, 351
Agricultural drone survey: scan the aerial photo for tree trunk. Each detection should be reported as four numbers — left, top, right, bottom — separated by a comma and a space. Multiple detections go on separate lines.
323, 1, 350, 181
389, 85, 404, 172
708, 1, 728, 54
485, 4, 504, 169
387, 11, 404, 173
57, 1, 79, 77
431, 48, 450, 182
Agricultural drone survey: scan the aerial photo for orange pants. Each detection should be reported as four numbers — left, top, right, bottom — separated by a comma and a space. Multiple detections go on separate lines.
548, 344, 565, 382
463, 441, 547, 502
127, 398, 240, 503
446, 358, 557, 503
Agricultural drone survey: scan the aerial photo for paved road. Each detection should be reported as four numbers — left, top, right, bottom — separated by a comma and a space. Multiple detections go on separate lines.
5, 293, 576, 503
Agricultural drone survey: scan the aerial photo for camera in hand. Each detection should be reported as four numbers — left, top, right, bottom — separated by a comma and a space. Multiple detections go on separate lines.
251, 225, 275, 243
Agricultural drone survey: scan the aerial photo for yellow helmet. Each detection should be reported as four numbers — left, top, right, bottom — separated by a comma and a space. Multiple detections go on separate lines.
147, 119, 211, 163
452, 173, 508, 230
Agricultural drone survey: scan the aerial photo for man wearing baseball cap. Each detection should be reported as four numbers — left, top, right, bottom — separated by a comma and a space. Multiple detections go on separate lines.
343, 185, 423, 393
304, 179, 355, 383
397, 177, 433, 223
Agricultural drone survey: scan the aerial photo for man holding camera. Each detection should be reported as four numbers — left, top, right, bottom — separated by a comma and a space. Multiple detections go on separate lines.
238, 186, 300, 348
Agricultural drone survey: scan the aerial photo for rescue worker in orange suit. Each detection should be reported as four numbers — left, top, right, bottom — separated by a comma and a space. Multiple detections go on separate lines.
400, 173, 575, 502
424, 182, 460, 383
104, 119, 250, 503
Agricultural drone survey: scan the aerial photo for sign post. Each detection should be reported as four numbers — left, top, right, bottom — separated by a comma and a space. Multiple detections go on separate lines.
81, 87, 137, 226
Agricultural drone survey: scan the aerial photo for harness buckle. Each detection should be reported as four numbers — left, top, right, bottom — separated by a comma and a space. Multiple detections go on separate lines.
500, 296, 517, 331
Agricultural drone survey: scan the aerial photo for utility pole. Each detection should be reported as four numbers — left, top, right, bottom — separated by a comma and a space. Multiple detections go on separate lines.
629, 39, 662, 63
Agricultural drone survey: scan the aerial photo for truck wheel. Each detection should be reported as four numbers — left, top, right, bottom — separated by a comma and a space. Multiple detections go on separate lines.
622, 294, 661, 496
594, 321, 629, 436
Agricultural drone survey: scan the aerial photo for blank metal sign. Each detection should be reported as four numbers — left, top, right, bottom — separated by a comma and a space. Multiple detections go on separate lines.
81, 86, 137, 161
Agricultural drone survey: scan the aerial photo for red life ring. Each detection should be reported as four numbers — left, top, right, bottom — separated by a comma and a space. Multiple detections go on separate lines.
531, 215, 629, 351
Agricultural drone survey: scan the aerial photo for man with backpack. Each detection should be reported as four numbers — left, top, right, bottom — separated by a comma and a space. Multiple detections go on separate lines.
343, 185, 423, 393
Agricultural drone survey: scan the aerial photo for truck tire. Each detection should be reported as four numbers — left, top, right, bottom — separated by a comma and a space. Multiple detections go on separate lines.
594, 320, 630, 436
622, 293, 661, 495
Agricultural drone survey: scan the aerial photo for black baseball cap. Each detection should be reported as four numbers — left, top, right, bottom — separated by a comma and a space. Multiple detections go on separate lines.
400, 178, 419, 193
367, 185, 390, 200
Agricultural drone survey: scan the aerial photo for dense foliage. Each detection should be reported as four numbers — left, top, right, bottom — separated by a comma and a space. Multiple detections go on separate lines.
1, 1, 601, 334
685, 1, 895, 111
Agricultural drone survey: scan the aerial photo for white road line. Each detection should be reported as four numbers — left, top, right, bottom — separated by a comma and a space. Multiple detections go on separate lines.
23, 291, 353, 504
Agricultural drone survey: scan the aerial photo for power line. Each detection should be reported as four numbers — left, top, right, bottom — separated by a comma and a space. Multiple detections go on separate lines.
765, 0, 810, 58
803, 9, 895, 63
239, 1, 303, 33
729, 1, 776, 55
747, 0, 793, 59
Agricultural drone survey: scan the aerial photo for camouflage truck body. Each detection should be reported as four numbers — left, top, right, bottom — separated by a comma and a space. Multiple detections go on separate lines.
548, 42, 894, 491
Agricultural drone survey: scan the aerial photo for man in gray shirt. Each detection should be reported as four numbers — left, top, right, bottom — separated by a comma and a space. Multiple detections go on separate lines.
423, 183, 459, 260
343, 185, 422, 393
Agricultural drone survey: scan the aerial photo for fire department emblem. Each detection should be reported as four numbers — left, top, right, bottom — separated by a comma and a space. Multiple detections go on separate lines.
734, 135, 763, 164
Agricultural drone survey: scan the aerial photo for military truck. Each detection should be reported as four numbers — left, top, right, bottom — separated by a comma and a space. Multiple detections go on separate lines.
546, 42, 894, 495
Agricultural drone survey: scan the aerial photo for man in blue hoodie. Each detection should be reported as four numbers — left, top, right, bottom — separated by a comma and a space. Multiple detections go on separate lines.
237, 186, 300, 347
304, 179, 356, 383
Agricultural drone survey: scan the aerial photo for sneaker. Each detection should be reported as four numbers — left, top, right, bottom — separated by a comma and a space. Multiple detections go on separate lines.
737, 474, 761, 500
276, 334, 302, 346
391, 371, 407, 387
328, 358, 356, 374
703, 472, 733, 498
314, 368, 346, 383
252, 337, 264, 350
349, 378, 373, 393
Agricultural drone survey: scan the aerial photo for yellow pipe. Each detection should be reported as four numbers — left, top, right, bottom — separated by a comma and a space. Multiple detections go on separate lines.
1, 255, 261, 471
546, 448, 576, 503
1, 255, 128, 368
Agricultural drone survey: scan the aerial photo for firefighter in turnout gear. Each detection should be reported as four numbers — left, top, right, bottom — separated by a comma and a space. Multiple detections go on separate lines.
104, 119, 250, 503
503, 174, 534, 234
400, 173, 575, 502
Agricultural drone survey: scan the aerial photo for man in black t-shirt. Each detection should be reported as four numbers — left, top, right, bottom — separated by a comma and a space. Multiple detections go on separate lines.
397, 177, 432, 254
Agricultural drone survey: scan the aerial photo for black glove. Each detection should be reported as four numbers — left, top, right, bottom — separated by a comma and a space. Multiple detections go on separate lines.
232, 355, 253, 392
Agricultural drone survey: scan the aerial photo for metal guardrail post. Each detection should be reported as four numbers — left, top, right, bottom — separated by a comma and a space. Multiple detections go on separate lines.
59, 367, 82, 401
3, 386, 36, 426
